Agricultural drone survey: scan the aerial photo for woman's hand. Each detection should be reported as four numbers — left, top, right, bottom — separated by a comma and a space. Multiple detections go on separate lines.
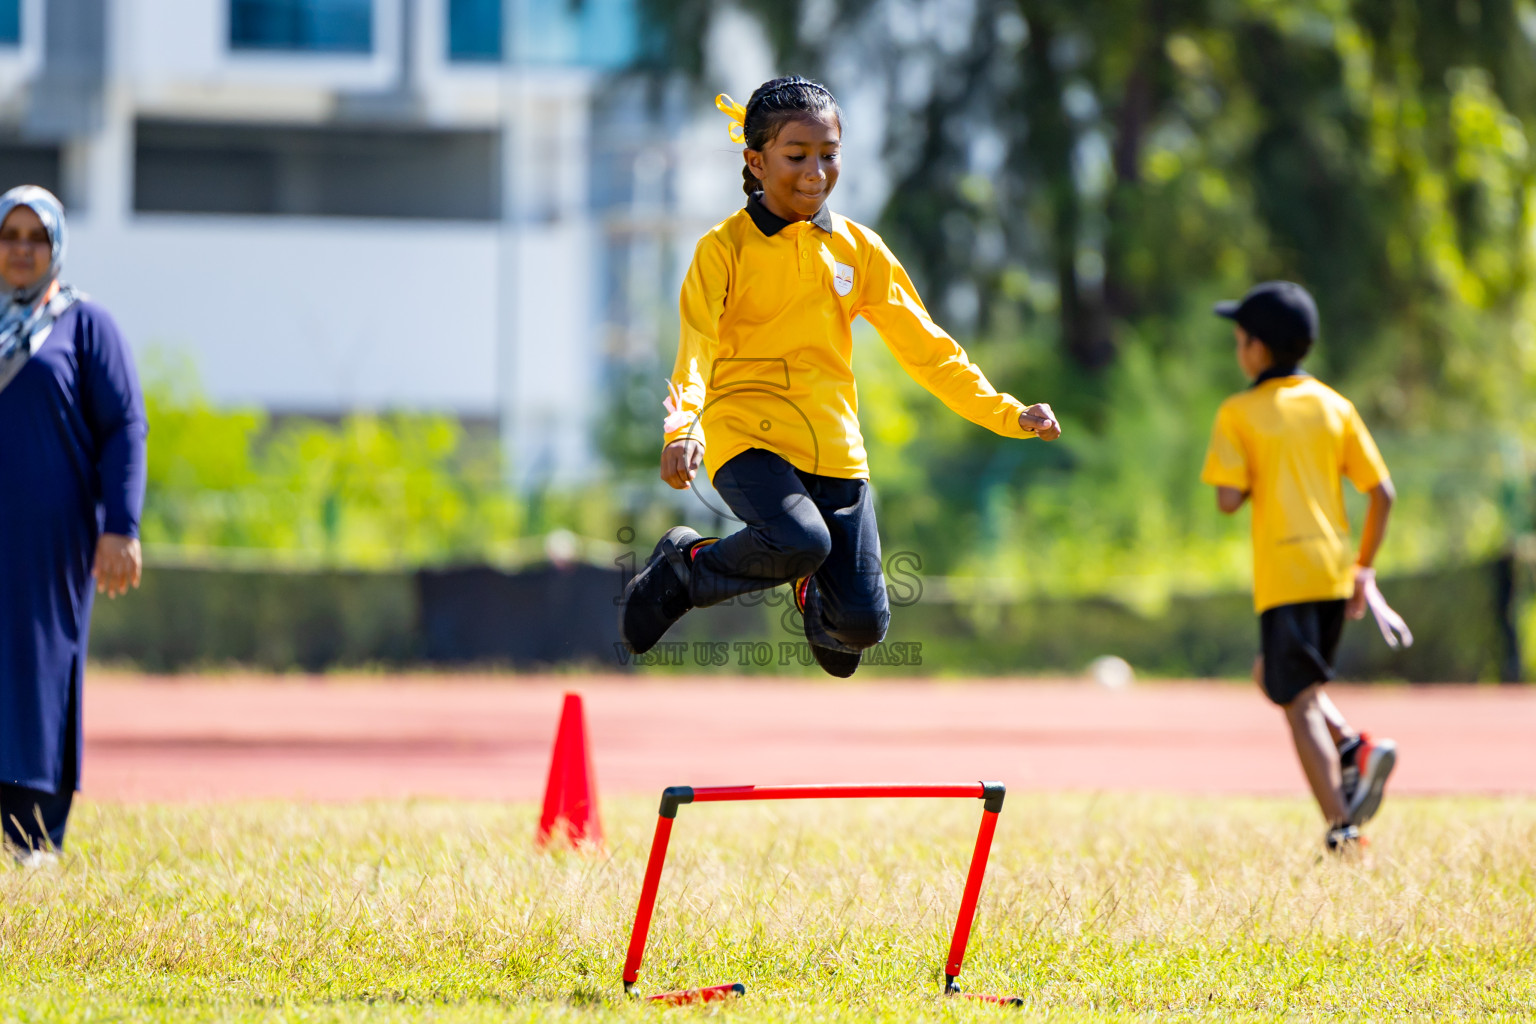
94, 533, 142, 598
1019, 403, 1061, 441
660, 439, 705, 490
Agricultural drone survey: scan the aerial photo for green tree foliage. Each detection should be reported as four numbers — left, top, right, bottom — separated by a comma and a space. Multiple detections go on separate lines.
636, 0, 1536, 594
139, 353, 524, 568
646, 0, 1535, 382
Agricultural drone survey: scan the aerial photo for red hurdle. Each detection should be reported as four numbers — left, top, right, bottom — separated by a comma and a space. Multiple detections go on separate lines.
621, 781, 1012, 1003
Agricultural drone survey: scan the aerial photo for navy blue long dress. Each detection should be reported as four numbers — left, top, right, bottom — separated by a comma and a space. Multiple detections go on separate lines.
0, 300, 146, 797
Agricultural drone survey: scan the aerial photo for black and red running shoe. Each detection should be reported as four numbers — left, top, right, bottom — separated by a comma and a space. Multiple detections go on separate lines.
1344, 732, 1397, 827
793, 577, 861, 678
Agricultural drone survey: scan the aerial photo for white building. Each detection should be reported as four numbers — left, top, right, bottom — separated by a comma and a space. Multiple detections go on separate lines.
0, 0, 711, 485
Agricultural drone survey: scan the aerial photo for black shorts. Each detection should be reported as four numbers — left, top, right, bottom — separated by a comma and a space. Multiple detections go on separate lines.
1258, 599, 1347, 706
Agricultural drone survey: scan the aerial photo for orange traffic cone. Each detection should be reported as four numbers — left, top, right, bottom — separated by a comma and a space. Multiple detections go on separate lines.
536, 692, 604, 850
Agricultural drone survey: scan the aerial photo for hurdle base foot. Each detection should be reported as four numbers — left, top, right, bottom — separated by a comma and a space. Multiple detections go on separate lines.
945, 979, 1022, 1007
955, 992, 1024, 1007
645, 982, 745, 1005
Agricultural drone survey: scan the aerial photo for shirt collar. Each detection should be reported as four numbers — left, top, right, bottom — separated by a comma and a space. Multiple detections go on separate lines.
1251, 365, 1310, 388
746, 192, 834, 236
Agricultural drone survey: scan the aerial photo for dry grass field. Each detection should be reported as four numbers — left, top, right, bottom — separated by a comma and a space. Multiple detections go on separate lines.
1, 792, 1533, 1021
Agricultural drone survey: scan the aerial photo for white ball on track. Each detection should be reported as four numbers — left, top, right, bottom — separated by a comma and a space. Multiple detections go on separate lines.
1089, 655, 1134, 690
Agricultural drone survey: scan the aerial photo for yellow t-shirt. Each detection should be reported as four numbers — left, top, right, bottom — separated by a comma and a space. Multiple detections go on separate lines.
664, 196, 1038, 480
1201, 374, 1390, 613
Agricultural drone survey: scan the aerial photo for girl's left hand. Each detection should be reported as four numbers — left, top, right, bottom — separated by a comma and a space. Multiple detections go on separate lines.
1019, 403, 1061, 441
94, 533, 142, 598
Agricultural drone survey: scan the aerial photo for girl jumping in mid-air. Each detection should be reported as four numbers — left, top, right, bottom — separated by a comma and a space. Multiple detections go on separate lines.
620, 76, 1060, 675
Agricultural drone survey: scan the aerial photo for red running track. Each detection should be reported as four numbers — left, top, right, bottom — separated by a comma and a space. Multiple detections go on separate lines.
77, 674, 1536, 802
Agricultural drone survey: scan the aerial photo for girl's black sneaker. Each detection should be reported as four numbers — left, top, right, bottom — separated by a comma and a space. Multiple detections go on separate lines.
620, 527, 703, 654
794, 577, 862, 678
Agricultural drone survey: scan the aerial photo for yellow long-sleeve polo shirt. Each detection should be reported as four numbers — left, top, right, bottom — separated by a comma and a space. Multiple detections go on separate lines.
663, 195, 1039, 481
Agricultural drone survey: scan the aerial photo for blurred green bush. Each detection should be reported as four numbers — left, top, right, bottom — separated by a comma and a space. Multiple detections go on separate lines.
91, 567, 419, 672
845, 313, 1528, 612
139, 352, 525, 568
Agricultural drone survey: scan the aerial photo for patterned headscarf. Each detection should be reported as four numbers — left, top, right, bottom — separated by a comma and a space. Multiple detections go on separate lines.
0, 185, 81, 395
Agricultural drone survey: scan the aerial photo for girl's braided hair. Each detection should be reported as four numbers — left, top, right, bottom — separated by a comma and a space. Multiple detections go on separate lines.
739, 76, 843, 197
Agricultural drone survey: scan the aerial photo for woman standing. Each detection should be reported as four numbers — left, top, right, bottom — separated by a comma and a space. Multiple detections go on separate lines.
0, 186, 146, 860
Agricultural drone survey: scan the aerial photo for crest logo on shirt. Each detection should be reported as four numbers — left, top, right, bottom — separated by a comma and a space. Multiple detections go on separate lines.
833, 262, 854, 297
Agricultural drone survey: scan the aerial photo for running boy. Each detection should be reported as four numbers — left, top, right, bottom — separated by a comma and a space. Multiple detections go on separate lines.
1201, 281, 1404, 851
620, 76, 1059, 676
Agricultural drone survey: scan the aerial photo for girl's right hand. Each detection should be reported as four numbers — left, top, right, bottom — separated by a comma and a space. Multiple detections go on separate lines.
661, 439, 705, 489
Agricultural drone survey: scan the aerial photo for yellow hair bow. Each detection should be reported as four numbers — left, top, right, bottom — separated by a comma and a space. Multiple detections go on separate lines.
715, 93, 747, 144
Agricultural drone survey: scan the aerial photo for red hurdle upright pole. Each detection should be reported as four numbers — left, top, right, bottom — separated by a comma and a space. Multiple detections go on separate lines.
944, 783, 1006, 992
622, 788, 691, 992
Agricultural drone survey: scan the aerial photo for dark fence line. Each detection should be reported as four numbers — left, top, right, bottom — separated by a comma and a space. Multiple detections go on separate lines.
89, 558, 1524, 681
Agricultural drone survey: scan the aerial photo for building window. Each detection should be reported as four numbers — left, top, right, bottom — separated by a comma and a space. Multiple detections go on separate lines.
134, 120, 500, 221
446, 0, 640, 69
229, 0, 373, 54
448, 0, 500, 62
0, 0, 19, 45
0, 143, 61, 196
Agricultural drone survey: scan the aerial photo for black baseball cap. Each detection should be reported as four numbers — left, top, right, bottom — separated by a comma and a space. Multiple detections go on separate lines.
1214, 281, 1318, 355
